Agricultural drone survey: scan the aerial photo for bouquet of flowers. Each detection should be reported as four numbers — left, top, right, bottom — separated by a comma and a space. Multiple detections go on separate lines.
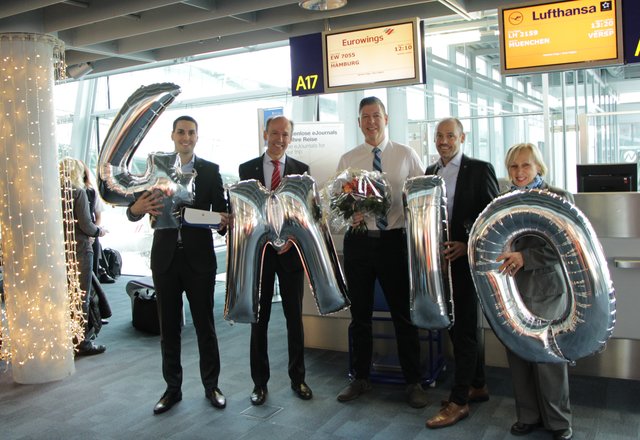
323, 168, 392, 233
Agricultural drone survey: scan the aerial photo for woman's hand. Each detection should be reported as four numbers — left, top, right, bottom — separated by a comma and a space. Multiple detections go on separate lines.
496, 251, 524, 276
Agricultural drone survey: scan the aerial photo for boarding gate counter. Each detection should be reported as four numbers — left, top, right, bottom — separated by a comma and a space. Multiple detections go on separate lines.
301, 192, 640, 382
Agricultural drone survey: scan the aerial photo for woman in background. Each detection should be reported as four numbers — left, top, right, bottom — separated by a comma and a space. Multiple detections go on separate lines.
60, 158, 107, 356
496, 143, 573, 440
80, 161, 114, 284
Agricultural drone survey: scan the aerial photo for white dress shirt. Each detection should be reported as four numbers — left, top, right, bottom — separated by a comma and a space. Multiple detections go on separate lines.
434, 151, 462, 221
337, 137, 424, 230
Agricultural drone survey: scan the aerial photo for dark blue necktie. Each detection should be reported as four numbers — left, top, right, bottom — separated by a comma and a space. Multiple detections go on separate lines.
372, 147, 387, 230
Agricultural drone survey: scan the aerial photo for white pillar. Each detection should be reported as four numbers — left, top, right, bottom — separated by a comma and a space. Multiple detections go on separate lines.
0, 33, 74, 383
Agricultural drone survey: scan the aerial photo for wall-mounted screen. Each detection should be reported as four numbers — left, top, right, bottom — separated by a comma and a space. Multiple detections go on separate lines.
499, 0, 623, 75
322, 17, 425, 93
577, 163, 638, 193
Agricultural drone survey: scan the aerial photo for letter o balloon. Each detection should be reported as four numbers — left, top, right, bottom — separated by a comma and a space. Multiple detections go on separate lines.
468, 190, 616, 363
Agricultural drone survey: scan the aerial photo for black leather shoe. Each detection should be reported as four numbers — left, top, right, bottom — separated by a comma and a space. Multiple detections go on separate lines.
76, 343, 106, 356
250, 386, 267, 405
207, 387, 226, 409
406, 383, 428, 408
510, 421, 541, 436
99, 273, 116, 284
291, 382, 313, 400
552, 427, 573, 440
337, 379, 372, 402
153, 391, 182, 415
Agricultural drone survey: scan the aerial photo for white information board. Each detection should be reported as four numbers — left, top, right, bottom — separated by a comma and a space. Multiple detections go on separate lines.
287, 122, 345, 189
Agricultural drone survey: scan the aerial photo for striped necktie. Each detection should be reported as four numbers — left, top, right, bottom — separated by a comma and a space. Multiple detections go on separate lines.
372, 147, 387, 230
271, 160, 281, 190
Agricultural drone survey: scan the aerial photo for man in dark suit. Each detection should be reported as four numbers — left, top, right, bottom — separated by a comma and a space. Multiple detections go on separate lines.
127, 115, 229, 415
425, 117, 499, 429
238, 115, 312, 406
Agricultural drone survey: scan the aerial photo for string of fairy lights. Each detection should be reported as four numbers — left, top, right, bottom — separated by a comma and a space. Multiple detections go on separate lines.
60, 161, 87, 353
0, 32, 82, 371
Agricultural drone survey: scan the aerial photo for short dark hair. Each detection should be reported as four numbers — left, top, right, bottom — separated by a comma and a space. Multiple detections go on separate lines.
173, 115, 198, 132
359, 96, 387, 116
265, 115, 294, 133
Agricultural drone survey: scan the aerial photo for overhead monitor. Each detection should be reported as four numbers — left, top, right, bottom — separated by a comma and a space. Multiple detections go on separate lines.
322, 17, 425, 93
499, 0, 623, 75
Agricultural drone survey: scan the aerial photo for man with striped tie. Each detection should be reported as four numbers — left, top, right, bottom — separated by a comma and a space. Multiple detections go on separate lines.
335, 96, 428, 408
238, 115, 311, 406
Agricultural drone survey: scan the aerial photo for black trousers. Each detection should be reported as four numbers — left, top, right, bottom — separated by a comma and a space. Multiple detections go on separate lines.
448, 257, 485, 404
343, 229, 422, 384
250, 247, 306, 387
152, 246, 221, 394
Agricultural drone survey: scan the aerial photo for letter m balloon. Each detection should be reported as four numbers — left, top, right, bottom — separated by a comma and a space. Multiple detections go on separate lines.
225, 175, 350, 323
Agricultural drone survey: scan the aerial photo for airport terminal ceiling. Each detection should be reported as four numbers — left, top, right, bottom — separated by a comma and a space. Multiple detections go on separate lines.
2, 0, 638, 95
0, 0, 523, 76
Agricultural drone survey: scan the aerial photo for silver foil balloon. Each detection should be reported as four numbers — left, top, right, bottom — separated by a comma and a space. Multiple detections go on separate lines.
469, 190, 616, 363
225, 174, 350, 323
97, 82, 194, 229
403, 175, 454, 330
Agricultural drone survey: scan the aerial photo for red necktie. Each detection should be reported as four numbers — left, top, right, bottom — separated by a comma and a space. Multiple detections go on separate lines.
271, 160, 281, 190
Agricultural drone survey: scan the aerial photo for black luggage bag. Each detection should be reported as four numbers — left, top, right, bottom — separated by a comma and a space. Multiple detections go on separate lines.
131, 288, 160, 335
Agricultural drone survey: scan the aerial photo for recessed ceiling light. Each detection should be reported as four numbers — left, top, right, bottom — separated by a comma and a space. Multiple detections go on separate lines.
299, 0, 347, 11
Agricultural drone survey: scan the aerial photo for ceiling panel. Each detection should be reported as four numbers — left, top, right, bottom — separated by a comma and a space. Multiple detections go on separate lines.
0, 0, 503, 77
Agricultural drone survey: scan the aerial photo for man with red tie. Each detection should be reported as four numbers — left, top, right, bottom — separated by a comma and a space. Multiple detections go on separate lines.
238, 115, 311, 406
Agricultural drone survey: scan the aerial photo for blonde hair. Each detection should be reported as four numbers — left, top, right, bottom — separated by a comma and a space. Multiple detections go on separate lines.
59, 157, 85, 188
504, 143, 548, 177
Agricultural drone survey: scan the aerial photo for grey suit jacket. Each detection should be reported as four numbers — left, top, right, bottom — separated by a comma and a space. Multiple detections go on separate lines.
510, 183, 574, 319
71, 187, 101, 255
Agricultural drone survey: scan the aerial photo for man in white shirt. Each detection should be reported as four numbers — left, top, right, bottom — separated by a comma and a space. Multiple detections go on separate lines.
335, 96, 428, 408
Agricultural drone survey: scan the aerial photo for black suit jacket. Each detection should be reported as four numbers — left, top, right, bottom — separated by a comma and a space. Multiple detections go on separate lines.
128, 155, 227, 275
427, 154, 499, 291
426, 154, 499, 244
238, 154, 309, 272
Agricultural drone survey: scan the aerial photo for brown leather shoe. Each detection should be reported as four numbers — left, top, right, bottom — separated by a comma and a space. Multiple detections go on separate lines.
468, 385, 489, 402
426, 401, 469, 429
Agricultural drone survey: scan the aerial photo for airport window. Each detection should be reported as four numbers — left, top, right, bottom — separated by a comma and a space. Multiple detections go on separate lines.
54, 14, 637, 275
